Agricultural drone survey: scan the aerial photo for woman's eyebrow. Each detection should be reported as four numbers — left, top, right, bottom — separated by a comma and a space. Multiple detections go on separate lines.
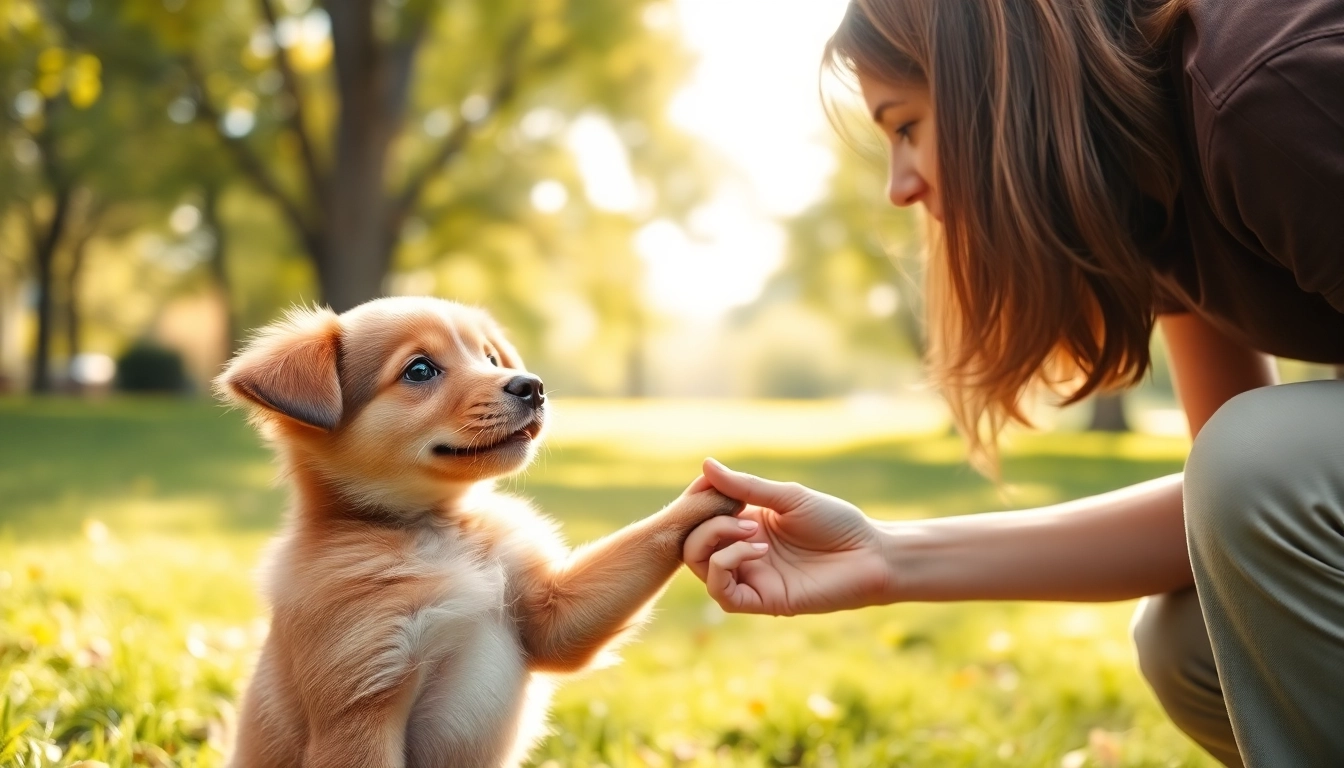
872, 99, 908, 123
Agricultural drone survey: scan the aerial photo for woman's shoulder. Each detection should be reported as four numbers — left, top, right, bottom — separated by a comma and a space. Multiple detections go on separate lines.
1164, 0, 1344, 325
1178, 0, 1344, 110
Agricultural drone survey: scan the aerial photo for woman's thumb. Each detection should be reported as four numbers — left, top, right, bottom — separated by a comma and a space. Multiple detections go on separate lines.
702, 458, 804, 510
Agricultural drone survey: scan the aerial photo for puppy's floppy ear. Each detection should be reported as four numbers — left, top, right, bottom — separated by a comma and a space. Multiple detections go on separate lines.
215, 306, 343, 431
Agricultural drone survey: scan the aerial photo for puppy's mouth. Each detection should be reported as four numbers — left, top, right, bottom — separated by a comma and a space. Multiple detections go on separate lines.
431, 418, 543, 458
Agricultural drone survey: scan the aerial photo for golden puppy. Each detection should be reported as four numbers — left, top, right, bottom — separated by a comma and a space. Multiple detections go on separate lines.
215, 296, 740, 768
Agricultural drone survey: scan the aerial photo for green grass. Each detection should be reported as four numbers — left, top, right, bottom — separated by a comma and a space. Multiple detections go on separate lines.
0, 396, 1213, 767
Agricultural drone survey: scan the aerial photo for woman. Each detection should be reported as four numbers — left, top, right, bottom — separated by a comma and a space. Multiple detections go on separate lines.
681, 1, 1344, 766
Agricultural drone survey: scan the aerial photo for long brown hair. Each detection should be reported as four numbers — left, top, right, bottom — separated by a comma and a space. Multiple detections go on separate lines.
825, 0, 1188, 472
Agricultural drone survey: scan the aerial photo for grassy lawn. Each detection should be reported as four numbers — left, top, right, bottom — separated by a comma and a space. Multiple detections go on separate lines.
0, 396, 1212, 767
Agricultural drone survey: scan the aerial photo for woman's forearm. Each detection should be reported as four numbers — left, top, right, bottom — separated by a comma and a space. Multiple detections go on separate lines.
878, 473, 1191, 602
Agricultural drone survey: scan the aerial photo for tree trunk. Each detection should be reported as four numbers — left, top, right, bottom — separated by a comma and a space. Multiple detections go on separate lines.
63, 231, 91, 389
201, 185, 239, 356
1087, 392, 1130, 432
29, 188, 72, 394
211, 2, 521, 312
321, 1, 418, 312
320, 129, 396, 313
321, 97, 398, 311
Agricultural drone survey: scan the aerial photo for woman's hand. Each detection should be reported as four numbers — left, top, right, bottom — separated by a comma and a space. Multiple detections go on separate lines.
682, 458, 892, 615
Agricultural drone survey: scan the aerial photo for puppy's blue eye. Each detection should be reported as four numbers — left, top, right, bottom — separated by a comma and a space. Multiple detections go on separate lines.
403, 358, 439, 383
487, 354, 499, 367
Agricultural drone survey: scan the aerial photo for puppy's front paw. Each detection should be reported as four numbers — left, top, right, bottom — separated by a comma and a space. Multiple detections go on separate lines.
668, 488, 745, 528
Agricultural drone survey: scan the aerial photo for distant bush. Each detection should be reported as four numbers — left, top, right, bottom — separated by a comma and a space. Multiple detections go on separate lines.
115, 342, 188, 393
753, 352, 841, 399
739, 305, 847, 399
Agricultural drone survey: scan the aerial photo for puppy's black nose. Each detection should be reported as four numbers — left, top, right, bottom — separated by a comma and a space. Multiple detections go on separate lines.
504, 374, 545, 409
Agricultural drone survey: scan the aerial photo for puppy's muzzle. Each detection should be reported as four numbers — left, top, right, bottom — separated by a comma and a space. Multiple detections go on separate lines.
505, 374, 545, 411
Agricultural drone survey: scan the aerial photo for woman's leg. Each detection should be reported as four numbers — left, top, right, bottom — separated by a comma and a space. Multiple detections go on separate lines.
1184, 380, 1344, 767
1131, 589, 1242, 766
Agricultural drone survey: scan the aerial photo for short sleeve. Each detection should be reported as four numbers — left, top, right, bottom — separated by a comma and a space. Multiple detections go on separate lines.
1203, 33, 1344, 313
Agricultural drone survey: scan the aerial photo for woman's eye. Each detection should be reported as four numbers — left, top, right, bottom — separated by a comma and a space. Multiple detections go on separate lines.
487, 354, 499, 367
895, 122, 914, 141
402, 358, 439, 383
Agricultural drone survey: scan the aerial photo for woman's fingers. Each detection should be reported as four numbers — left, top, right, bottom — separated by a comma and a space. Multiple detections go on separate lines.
701, 458, 805, 512
683, 515, 760, 580
682, 474, 715, 496
707, 540, 771, 612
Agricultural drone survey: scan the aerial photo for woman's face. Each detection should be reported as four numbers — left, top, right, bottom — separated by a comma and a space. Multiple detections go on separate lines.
857, 72, 941, 221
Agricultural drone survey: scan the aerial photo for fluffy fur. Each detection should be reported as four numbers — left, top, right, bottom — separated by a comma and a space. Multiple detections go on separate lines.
215, 297, 740, 767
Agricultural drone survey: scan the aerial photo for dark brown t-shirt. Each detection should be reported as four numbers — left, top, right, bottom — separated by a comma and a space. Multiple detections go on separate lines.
1149, 0, 1344, 363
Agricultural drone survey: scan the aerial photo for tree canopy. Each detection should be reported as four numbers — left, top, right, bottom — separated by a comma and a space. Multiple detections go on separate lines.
1, 0, 721, 394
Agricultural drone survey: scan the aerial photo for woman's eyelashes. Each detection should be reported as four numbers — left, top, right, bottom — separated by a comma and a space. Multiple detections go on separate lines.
894, 121, 916, 141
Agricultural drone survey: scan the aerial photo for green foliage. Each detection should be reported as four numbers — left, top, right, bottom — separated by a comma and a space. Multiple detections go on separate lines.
0, 698, 35, 765
0, 397, 1216, 766
744, 122, 925, 368
0, 0, 212, 392
2, 0, 721, 396
106, 0, 714, 347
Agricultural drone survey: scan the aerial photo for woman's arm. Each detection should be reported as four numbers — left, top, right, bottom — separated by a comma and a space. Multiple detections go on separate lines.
1159, 312, 1279, 437
881, 474, 1187, 602
880, 313, 1278, 604
687, 314, 1279, 613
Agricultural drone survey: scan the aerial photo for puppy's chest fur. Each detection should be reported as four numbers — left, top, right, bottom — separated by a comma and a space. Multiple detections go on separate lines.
258, 495, 559, 766
392, 521, 544, 765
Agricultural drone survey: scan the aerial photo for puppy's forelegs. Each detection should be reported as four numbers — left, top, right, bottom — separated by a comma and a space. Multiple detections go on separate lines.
300, 671, 420, 768
517, 489, 742, 673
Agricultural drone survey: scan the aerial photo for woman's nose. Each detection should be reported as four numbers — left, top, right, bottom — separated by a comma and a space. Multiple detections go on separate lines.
887, 159, 929, 209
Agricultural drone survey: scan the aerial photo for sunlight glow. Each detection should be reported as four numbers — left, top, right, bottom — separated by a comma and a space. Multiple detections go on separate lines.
167, 97, 196, 124
671, 0, 849, 218
530, 180, 569, 214
647, 0, 850, 319
422, 107, 452, 138
221, 107, 255, 138
273, 9, 329, 50
520, 107, 566, 141
169, 204, 201, 235
546, 1, 854, 320
567, 114, 642, 214
635, 186, 786, 320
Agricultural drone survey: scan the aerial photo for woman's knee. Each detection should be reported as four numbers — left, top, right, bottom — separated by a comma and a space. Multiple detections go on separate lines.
1131, 589, 1214, 705
1132, 591, 1245, 766
1183, 381, 1344, 558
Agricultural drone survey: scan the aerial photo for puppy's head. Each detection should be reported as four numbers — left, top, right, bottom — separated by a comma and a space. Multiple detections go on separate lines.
216, 297, 544, 509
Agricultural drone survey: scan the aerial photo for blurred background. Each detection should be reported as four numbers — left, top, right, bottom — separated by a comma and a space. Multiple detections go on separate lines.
0, 0, 925, 403
1, 1, 1338, 766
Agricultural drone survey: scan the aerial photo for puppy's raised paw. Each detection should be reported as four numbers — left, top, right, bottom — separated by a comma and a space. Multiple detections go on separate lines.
666, 488, 745, 529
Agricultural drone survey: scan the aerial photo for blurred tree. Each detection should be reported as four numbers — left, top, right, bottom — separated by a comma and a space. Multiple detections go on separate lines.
0, 0, 187, 391
390, 4, 713, 392
0, 2, 106, 391
199, 183, 238, 354
741, 129, 923, 366
119, 0, 710, 324
1087, 393, 1131, 431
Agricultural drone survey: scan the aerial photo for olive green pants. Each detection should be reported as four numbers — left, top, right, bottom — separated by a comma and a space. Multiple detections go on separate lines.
1130, 380, 1344, 767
